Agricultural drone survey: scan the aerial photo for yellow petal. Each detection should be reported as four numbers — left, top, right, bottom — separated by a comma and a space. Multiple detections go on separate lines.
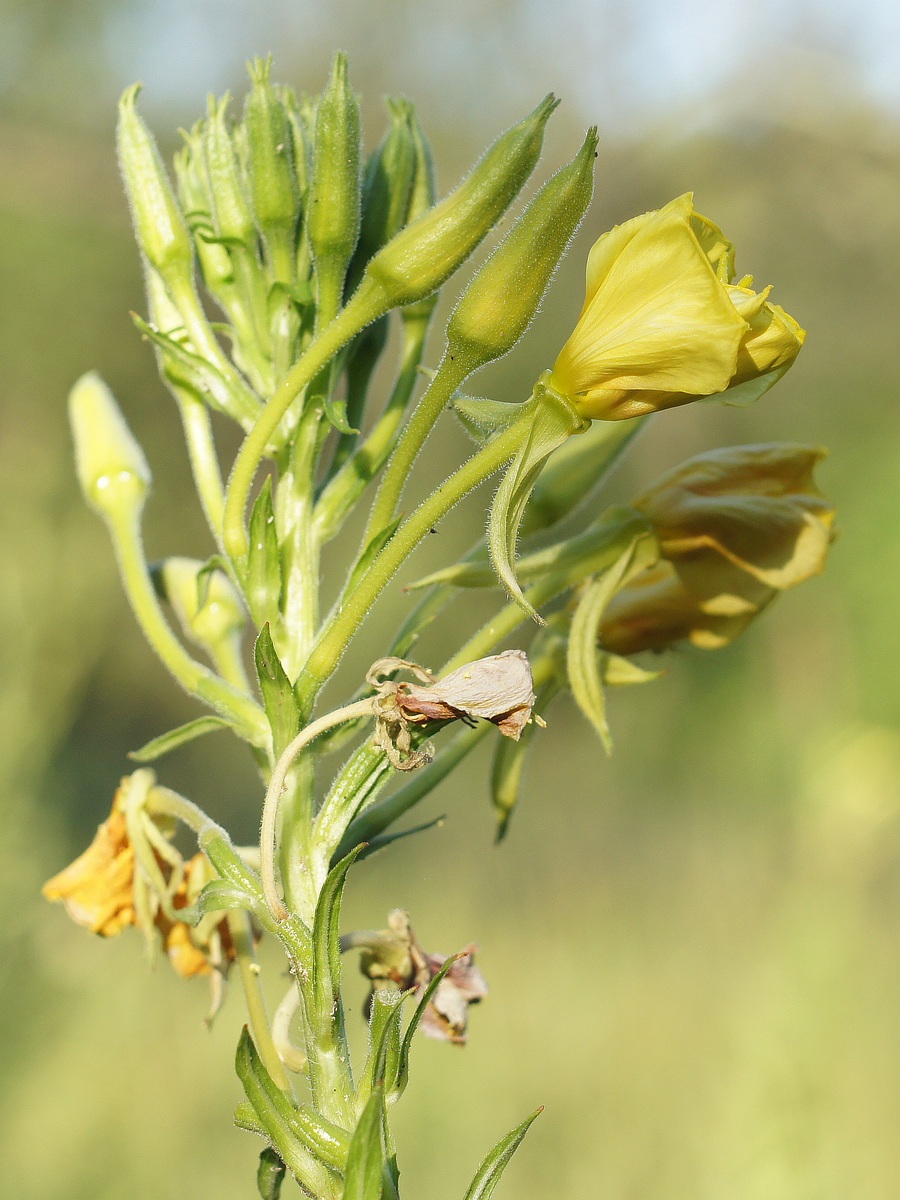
552, 194, 747, 412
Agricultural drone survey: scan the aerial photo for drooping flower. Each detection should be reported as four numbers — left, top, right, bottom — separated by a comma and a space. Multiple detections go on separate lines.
600, 443, 835, 654
348, 909, 488, 1045
548, 194, 805, 420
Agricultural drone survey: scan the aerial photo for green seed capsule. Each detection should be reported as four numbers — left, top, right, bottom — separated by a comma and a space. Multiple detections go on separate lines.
307, 52, 361, 317
117, 84, 193, 288
69, 373, 151, 521
202, 94, 256, 247
447, 127, 599, 372
243, 58, 301, 263
360, 94, 558, 311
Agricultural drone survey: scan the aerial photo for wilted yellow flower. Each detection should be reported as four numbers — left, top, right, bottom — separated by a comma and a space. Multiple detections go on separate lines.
549, 194, 805, 420
600, 443, 835, 655
42, 782, 137, 936
43, 779, 237, 980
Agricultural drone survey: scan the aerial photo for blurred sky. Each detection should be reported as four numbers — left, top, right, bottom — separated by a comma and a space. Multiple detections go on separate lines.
3, 0, 900, 135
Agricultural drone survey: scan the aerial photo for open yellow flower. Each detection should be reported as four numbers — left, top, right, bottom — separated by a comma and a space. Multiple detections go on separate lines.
549, 194, 805, 420
600, 443, 835, 654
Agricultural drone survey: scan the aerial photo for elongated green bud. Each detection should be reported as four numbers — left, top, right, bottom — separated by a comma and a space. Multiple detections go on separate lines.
243, 58, 300, 251
307, 52, 361, 316
117, 84, 193, 287
447, 128, 598, 371
203, 94, 256, 246
352, 98, 416, 275
69, 373, 151, 520
399, 107, 439, 323
360, 94, 558, 310
154, 557, 245, 652
174, 125, 236, 300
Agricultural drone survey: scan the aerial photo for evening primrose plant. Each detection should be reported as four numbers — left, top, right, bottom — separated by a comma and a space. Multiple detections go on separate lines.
44, 53, 833, 1199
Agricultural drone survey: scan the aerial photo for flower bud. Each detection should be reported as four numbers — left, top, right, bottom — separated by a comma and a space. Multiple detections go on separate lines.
243, 58, 301, 260
351, 98, 417, 281
398, 106, 439, 323
69, 373, 151, 521
173, 125, 237, 301
117, 84, 194, 288
202, 93, 256, 248
548, 193, 805, 420
447, 127, 598, 372
360, 94, 558, 310
307, 52, 362, 311
154, 557, 246, 653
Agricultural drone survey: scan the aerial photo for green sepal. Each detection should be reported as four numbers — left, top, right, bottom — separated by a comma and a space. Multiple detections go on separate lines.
345, 518, 403, 597
451, 395, 528, 446
311, 845, 365, 1063
487, 380, 588, 620
566, 534, 658, 753
491, 678, 559, 842
342, 1087, 386, 1200
257, 1147, 286, 1200
603, 654, 664, 686
128, 715, 235, 763
247, 477, 282, 628
254, 624, 301, 758
462, 1108, 543, 1200
235, 1027, 344, 1196
359, 988, 405, 1107
392, 952, 460, 1099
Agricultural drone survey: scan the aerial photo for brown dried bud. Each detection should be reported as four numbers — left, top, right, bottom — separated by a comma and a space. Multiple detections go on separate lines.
396, 649, 536, 740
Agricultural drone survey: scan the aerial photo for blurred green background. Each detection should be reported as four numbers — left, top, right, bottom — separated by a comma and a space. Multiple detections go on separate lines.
4, 1, 900, 1197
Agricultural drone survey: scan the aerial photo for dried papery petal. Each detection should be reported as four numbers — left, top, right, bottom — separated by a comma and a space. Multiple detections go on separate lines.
398, 650, 536, 740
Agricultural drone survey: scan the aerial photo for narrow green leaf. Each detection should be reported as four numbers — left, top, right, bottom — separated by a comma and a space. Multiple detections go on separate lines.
463, 1108, 543, 1200
254, 623, 301, 757
355, 814, 444, 862
247, 477, 281, 628
235, 1027, 343, 1196
359, 989, 405, 1106
343, 1088, 386, 1200
322, 390, 358, 435
128, 715, 234, 762
257, 1147, 286, 1200
311, 846, 365, 1063
491, 679, 559, 841
566, 535, 656, 753
603, 654, 664, 686
392, 952, 460, 1098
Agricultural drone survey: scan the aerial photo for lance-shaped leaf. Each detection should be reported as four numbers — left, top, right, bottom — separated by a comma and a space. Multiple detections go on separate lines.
486, 384, 588, 620
256, 1147, 286, 1200
129, 714, 235, 763
491, 675, 560, 842
309, 846, 364, 1080
343, 1087, 387, 1200
255, 624, 301, 757
235, 1027, 344, 1197
603, 654, 664, 686
566, 533, 658, 753
358, 988, 405, 1106
391, 951, 461, 1099
463, 1108, 543, 1200
247, 477, 282, 629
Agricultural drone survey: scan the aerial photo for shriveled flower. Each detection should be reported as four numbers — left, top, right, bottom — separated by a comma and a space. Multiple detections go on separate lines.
42, 782, 136, 936
43, 777, 238, 985
600, 444, 835, 655
347, 909, 488, 1045
548, 194, 805, 420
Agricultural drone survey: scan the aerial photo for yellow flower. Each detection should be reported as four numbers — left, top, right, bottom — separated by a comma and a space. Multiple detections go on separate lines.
43, 779, 238, 980
549, 194, 805, 420
600, 443, 835, 654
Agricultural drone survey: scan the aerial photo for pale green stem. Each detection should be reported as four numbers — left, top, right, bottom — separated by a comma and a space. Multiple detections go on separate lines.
210, 633, 252, 694
223, 281, 385, 566
260, 699, 376, 921
228, 910, 294, 1094
106, 509, 268, 745
295, 413, 533, 717
313, 312, 431, 544
362, 347, 474, 545
173, 393, 226, 546
278, 402, 324, 679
